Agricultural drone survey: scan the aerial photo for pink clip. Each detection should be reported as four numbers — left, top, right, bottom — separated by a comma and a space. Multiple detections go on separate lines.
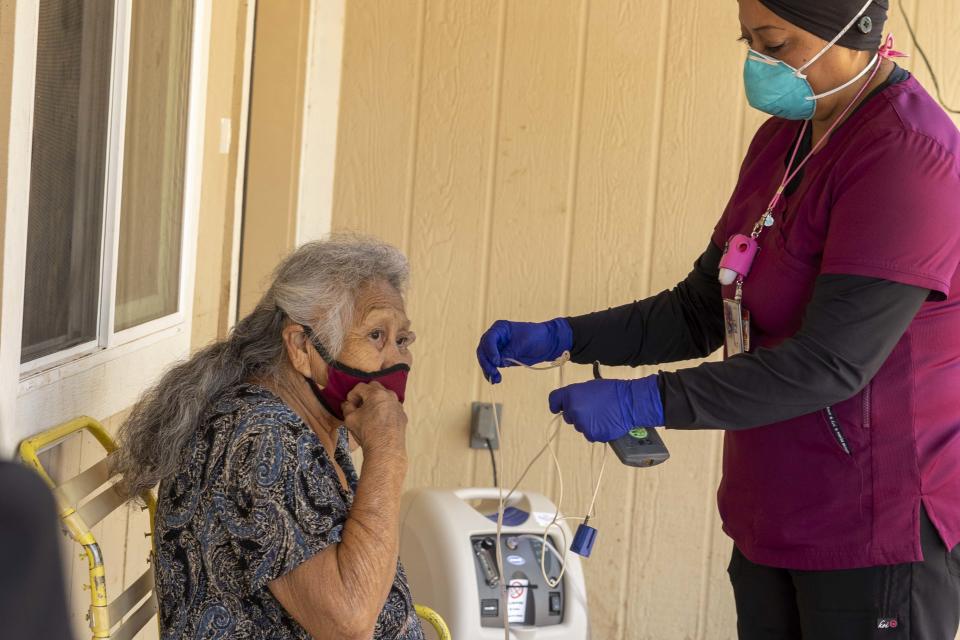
719, 234, 760, 285
878, 34, 907, 60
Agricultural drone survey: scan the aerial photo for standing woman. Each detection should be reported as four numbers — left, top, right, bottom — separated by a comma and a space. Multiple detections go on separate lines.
477, 1, 960, 638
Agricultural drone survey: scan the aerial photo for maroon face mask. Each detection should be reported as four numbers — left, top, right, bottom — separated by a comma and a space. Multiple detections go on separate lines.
301, 325, 410, 421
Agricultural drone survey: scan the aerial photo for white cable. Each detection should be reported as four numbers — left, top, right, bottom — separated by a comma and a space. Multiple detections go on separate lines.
501, 417, 562, 505
541, 519, 567, 588
492, 392, 510, 640
503, 350, 571, 371
516, 533, 564, 564
586, 444, 608, 520
540, 411, 566, 589
516, 534, 591, 606
498, 412, 570, 589
806, 53, 879, 101
489, 350, 611, 628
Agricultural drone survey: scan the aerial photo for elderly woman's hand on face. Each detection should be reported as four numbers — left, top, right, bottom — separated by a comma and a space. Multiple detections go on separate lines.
341, 381, 408, 455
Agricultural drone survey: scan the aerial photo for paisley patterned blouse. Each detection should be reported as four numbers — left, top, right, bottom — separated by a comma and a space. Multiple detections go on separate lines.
154, 383, 424, 640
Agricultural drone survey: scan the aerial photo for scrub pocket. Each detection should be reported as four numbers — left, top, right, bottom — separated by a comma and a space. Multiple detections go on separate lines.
821, 406, 853, 456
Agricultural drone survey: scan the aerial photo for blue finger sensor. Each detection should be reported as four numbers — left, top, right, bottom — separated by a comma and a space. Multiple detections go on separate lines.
571, 523, 598, 557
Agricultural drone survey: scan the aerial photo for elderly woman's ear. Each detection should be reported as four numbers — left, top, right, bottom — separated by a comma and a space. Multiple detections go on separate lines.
282, 323, 324, 383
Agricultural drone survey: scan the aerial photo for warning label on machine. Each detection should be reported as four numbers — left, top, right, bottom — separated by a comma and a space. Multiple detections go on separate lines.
507, 578, 529, 624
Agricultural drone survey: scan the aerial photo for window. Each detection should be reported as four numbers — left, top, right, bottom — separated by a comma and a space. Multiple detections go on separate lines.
115, 0, 193, 331
0, 0, 208, 455
21, 0, 194, 368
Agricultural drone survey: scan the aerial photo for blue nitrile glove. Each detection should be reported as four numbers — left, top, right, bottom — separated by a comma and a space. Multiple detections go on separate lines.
548, 375, 664, 443
476, 318, 573, 384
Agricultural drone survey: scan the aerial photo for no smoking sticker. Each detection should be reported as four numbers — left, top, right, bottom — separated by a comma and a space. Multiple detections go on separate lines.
507, 578, 528, 624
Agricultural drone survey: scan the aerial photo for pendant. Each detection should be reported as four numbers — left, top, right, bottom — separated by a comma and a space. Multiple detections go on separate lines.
763, 213, 775, 227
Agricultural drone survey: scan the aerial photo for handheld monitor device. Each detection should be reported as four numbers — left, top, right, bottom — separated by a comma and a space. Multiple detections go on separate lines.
593, 362, 670, 468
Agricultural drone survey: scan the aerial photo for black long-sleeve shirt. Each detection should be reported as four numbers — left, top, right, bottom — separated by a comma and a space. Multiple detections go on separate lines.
564, 65, 926, 430
566, 243, 929, 429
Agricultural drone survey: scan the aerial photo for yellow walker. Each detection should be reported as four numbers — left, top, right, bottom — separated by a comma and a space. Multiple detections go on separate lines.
20, 416, 450, 640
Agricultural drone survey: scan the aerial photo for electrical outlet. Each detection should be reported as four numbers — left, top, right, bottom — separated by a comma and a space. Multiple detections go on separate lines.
470, 402, 502, 450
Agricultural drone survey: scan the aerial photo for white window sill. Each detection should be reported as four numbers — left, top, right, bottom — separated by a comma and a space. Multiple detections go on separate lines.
16, 324, 190, 442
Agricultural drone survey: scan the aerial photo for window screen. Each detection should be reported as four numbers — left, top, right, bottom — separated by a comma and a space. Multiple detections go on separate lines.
22, 0, 114, 363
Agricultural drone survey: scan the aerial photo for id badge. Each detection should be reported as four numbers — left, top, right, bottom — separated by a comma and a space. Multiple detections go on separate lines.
723, 298, 751, 357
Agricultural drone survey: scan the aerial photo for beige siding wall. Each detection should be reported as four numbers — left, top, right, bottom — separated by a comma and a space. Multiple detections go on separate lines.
331, 2, 960, 639
191, 0, 251, 350
237, 0, 311, 318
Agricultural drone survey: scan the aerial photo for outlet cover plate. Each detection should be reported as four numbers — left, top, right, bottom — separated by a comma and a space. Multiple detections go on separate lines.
470, 402, 503, 450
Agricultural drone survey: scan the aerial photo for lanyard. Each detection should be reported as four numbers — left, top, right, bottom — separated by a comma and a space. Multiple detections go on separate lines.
750, 63, 878, 243
747, 35, 906, 247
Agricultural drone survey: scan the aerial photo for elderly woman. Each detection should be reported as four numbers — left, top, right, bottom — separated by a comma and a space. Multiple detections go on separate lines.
113, 238, 424, 640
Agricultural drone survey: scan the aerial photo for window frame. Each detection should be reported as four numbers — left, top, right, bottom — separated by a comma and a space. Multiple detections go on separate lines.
0, 0, 211, 454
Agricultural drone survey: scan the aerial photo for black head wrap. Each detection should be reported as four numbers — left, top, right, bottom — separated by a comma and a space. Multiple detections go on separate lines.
758, 0, 889, 51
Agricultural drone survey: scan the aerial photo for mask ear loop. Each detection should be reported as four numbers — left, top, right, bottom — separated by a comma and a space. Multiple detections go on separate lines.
806, 52, 880, 100
795, 0, 876, 78
300, 324, 336, 364
299, 324, 331, 394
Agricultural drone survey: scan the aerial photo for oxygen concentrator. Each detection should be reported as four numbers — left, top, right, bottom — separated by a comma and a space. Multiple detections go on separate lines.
399, 488, 591, 639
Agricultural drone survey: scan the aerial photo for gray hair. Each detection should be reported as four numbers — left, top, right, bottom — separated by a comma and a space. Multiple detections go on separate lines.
111, 235, 409, 498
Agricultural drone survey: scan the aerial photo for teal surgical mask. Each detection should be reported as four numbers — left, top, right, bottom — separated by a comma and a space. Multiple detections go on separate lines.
743, 0, 879, 120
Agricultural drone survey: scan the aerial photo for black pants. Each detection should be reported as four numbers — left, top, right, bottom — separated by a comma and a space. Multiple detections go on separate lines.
729, 508, 960, 640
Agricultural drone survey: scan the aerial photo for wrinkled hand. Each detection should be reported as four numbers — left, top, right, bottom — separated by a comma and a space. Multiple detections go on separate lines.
342, 382, 408, 454
548, 376, 664, 443
476, 318, 573, 384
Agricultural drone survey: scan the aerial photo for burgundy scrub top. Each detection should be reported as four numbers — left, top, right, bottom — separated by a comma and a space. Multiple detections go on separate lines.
713, 76, 960, 570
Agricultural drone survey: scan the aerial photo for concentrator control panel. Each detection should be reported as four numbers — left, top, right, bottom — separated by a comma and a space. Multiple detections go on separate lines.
471, 534, 565, 628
